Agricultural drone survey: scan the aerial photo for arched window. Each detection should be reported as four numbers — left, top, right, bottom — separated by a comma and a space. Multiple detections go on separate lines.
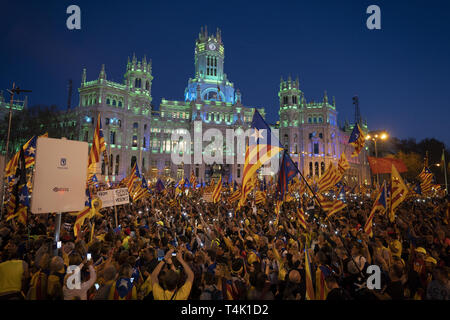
143, 137, 146, 148
133, 122, 138, 129
146, 80, 150, 91
132, 135, 138, 147
112, 100, 116, 106
309, 162, 313, 176
118, 101, 122, 107
115, 155, 120, 175
101, 160, 105, 175
106, 98, 110, 105
131, 156, 137, 168
110, 131, 116, 144
321, 162, 325, 175
315, 162, 319, 176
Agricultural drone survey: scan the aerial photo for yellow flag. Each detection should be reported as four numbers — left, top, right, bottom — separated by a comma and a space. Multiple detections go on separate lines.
390, 164, 408, 222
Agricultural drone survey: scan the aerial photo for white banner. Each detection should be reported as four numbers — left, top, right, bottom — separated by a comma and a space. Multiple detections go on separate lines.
31, 137, 88, 214
97, 188, 129, 208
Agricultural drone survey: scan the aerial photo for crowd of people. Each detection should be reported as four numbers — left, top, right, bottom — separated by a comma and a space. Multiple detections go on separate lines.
0, 184, 449, 300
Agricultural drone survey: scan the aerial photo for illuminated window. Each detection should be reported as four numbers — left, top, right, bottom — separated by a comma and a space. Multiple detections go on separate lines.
132, 135, 138, 147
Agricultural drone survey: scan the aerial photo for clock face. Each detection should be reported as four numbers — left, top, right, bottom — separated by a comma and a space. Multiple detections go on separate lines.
208, 43, 216, 50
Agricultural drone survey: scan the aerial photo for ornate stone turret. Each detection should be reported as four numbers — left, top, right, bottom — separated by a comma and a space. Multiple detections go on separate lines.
81, 68, 86, 85
99, 64, 106, 81
235, 88, 241, 104
323, 90, 328, 104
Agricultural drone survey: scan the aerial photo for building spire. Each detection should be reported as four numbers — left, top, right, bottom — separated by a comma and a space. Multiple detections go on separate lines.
99, 64, 106, 80
323, 90, 328, 104
332, 96, 336, 107
82, 68, 86, 85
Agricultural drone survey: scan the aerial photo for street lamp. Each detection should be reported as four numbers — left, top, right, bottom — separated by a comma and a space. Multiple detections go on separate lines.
366, 130, 389, 186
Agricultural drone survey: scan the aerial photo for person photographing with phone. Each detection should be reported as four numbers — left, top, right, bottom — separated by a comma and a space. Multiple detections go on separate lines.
63, 254, 96, 300
151, 247, 194, 300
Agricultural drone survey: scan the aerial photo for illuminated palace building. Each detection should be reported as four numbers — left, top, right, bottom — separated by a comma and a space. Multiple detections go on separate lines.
71, 27, 371, 186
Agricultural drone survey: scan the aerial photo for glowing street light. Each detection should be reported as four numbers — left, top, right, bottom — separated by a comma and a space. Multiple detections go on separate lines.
367, 130, 389, 186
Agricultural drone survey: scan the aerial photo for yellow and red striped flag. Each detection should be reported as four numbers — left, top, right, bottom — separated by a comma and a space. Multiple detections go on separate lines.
238, 110, 283, 209
4, 133, 48, 177
127, 163, 141, 193
318, 163, 342, 193
212, 176, 222, 203
304, 247, 315, 300
364, 181, 387, 237
337, 152, 350, 174
390, 164, 408, 222
190, 171, 196, 189
228, 189, 241, 204
297, 204, 307, 230
88, 115, 107, 170
322, 199, 347, 220
348, 124, 366, 157
255, 190, 266, 205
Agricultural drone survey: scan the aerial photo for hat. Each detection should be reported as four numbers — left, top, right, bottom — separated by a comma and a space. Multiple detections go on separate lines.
245, 219, 250, 226
415, 247, 427, 255
425, 256, 437, 264
156, 221, 164, 226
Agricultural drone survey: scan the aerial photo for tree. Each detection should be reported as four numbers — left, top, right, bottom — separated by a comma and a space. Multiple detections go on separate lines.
392, 151, 422, 182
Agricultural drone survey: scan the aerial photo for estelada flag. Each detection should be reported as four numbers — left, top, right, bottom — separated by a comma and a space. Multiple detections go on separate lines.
368, 157, 407, 174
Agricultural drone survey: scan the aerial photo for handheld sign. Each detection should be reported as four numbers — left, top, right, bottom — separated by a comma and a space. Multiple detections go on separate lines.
31, 137, 88, 213
96, 188, 129, 208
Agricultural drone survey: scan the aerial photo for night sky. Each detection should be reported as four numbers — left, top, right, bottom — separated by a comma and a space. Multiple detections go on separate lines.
1, 0, 449, 146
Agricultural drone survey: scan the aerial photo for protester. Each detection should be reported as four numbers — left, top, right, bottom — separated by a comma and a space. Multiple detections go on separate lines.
0, 181, 449, 301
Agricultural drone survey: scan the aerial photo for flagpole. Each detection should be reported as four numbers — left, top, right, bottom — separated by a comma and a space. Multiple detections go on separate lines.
443, 148, 448, 196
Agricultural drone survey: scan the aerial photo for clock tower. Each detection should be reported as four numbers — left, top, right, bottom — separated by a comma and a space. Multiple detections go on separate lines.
184, 26, 235, 103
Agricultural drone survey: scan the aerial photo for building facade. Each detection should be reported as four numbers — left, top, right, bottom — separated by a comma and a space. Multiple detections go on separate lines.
69, 27, 371, 186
